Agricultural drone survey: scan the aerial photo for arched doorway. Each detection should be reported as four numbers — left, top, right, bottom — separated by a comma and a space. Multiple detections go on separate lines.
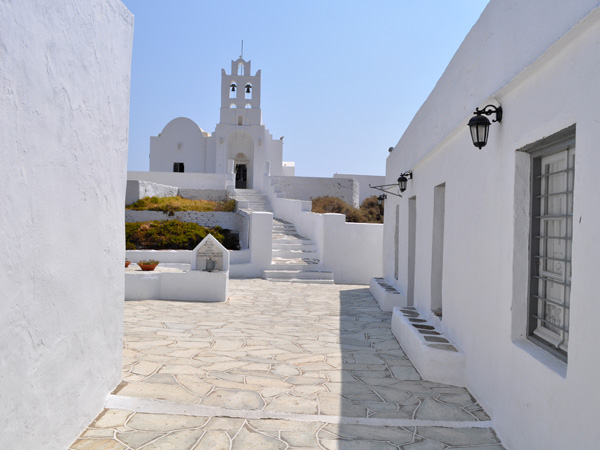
234, 153, 249, 188
226, 131, 254, 188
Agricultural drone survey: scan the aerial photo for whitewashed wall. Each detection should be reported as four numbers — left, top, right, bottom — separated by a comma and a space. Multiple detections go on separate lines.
128, 170, 234, 190
269, 175, 359, 208
266, 183, 382, 284
383, 1, 600, 449
125, 180, 179, 205
0, 2, 133, 449
333, 173, 385, 204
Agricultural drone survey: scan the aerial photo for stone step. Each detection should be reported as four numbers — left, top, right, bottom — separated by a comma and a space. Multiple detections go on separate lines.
263, 269, 334, 281
266, 278, 334, 284
269, 263, 321, 271
272, 237, 312, 245
272, 249, 319, 259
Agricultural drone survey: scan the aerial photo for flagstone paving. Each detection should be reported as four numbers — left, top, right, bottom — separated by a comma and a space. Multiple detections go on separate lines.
70, 279, 504, 449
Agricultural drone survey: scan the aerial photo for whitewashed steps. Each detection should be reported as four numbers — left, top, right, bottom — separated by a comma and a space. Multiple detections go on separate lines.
264, 218, 333, 284
234, 189, 272, 212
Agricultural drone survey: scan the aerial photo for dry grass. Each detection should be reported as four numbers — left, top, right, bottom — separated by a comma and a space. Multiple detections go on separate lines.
126, 196, 236, 215
311, 196, 383, 223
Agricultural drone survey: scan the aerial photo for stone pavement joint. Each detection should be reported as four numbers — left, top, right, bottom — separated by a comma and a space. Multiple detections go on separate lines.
71, 279, 504, 449
106, 395, 494, 429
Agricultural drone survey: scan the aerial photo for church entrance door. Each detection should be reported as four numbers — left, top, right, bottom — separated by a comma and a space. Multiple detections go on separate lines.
235, 164, 247, 189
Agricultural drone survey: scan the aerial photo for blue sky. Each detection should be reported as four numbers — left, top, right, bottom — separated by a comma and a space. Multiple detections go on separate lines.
122, 0, 489, 177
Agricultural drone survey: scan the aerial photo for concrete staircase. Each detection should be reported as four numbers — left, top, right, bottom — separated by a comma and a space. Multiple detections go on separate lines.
233, 189, 272, 212
264, 218, 334, 284
234, 189, 333, 283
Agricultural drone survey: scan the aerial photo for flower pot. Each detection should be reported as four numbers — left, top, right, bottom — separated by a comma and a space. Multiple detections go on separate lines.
125, 260, 131, 268
138, 263, 158, 271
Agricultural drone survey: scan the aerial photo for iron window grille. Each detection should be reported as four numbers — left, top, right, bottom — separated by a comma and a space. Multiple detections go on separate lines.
527, 128, 575, 362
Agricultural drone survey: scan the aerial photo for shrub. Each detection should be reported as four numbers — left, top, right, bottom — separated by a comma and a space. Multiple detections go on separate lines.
125, 220, 239, 250
127, 196, 236, 215
311, 196, 383, 223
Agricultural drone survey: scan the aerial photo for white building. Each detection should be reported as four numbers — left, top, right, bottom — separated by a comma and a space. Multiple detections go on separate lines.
0, 1, 133, 449
150, 57, 288, 191
378, 1, 600, 449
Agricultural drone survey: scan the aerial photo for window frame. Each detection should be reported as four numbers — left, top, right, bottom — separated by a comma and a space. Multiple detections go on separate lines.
524, 126, 575, 363
173, 162, 185, 173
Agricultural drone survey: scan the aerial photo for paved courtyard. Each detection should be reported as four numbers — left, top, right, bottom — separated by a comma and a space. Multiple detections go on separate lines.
71, 279, 504, 449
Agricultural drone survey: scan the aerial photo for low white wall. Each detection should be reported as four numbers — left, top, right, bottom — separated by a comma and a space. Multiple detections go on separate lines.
125, 180, 179, 205
266, 181, 383, 284
0, 1, 134, 449
126, 270, 228, 302
179, 188, 229, 201
128, 171, 234, 190
127, 249, 250, 265
333, 173, 385, 204
320, 214, 383, 285
269, 175, 359, 208
230, 212, 273, 278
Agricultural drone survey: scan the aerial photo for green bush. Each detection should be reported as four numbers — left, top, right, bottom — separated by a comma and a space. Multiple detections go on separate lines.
126, 220, 240, 250
311, 196, 383, 223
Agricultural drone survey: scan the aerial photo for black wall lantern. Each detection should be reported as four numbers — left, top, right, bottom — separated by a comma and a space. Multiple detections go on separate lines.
468, 105, 502, 149
369, 171, 413, 198
397, 171, 412, 193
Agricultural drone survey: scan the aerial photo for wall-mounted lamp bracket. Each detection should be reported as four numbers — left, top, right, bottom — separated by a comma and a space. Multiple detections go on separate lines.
369, 171, 413, 198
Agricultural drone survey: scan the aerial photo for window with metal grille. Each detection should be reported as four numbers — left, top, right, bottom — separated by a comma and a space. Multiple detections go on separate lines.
528, 131, 575, 362
173, 162, 184, 173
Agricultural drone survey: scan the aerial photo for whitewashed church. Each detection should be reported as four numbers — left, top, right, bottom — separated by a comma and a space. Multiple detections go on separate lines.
148, 57, 293, 191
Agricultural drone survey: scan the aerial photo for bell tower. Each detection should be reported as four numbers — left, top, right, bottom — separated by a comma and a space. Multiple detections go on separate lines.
220, 57, 262, 126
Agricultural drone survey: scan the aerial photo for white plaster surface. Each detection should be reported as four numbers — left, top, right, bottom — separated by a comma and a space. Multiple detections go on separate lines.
125, 179, 179, 205
382, 1, 600, 448
270, 175, 359, 208
370, 277, 407, 311
334, 173, 385, 204
125, 270, 228, 302
178, 188, 229, 201
391, 309, 466, 388
229, 212, 273, 278
127, 249, 250, 265
128, 170, 234, 190
0, 1, 133, 449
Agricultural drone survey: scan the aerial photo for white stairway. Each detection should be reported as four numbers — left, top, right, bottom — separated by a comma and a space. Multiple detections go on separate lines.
263, 218, 334, 284
233, 189, 272, 212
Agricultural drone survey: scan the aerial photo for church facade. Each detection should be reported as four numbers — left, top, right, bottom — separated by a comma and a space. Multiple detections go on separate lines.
149, 57, 290, 190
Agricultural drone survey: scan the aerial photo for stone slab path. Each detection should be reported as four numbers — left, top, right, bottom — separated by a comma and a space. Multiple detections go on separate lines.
70, 279, 504, 449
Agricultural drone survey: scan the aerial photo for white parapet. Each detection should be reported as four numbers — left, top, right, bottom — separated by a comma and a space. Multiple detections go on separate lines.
125, 269, 228, 302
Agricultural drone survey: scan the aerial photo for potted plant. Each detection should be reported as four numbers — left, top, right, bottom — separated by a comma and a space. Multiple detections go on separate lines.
138, 259, 159, 271
125, 259, 131, 268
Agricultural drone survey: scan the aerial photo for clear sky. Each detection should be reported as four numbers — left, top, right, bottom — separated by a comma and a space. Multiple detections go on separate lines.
122, 0, 489, 177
